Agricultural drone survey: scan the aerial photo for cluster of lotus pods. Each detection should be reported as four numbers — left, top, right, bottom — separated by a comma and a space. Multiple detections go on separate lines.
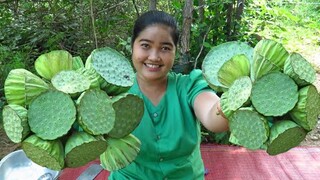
202, 39, 320, 155
2, 47, 144, 171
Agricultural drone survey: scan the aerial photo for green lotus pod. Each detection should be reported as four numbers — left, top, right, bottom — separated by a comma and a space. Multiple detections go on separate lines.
267, 120, 307, 156
64, 131, 107, 168
87, 47, 135, 96
284, 52, 316, 87
72, 56, 84, 70
229, 108, 269, 150
78, 89, 115, 135
28, 90, 76, 140
228, 133, 240, 145
22, 134, 65, 171
2, 104, 29, 143
108, 93, 144, 138
251, 39, 289, 81
251, 53, 282, 81
100, 134, 141, 171
202, 41, 253, 92
251, 72, 298, 116
35, 50, 73, 80
76, 67, 100, 89
51, 70, 91, 96
217, 54, 251, 88
220, 76, 252, 119
289, 85, 320, 131
4, 69, 49, 106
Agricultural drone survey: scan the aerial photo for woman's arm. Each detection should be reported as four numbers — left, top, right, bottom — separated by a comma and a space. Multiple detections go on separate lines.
193, 91, 229, 133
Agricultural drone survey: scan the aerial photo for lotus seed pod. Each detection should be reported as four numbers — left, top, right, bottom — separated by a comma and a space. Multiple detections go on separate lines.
251, 39, 289, 81
100, 134, 141, 171
229, 108, 269, 150
4, 69, 49, 106
251, 72, 298, 116
284, 52, 316, 87
22, 134, 65, 171
35, 50, 73, 80
202, 41, 253, 92
218, 54, 251, 88
76, 67, 100, 89
51, 70, 91, 97
289, 85, 320, 131
65, 131, 107, 168
2, 104, 29, 143
251, 53, 281, 81
87, 47, 135, 96
220, 76, 252, 119
28, 90, 77, 140
72, 56, 84, 70
267, 120, 307, 156
77, 89, 115, 135
108, 93, 144, 138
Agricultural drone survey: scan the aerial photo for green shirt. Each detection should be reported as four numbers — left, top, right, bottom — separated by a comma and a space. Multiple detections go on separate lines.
109, 69, 211, 180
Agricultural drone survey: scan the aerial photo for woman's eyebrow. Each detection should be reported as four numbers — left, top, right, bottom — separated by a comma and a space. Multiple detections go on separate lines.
139, 39, 173, 47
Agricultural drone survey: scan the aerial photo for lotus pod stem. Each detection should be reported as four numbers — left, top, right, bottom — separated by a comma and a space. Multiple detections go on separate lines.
4, 69, 49, 107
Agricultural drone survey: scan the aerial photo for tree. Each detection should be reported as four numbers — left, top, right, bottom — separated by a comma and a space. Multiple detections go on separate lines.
175, 0, 193, 74
149, 0, 157, 10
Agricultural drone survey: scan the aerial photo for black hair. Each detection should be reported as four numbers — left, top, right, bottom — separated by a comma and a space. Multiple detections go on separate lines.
131, 10, 179, 47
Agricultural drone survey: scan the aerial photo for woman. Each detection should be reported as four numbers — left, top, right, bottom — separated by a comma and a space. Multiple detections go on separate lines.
109, 10, 229, 180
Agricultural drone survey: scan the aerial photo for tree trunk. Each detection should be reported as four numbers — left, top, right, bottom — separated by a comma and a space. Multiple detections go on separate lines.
233, 0, 245, 39
174, 0, 193, 74
149, 0, 157, 10
225, 1, 234, 41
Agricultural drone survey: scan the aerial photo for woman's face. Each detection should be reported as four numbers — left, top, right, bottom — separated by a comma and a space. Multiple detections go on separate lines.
132, 24, 176, 82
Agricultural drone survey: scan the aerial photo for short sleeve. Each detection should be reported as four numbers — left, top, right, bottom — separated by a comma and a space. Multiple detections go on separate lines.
184, 69, 213, 107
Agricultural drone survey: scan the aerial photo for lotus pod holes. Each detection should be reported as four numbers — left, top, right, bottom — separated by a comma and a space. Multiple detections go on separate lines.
88, 47, 135, 96
51, 70, 91, 96
28, 90, 77, 140
251, 72, 298, 116
202, 41, 254, 93
220, 76, 252, 118
108, 93, 144, 138
65, 132, 107, 168
77, 89, 115, 135
22, 135, 65, 171
267, 120, 307, 156
284, 52, 316, 87
229, 109, 269, 150
2, 105, 29, 143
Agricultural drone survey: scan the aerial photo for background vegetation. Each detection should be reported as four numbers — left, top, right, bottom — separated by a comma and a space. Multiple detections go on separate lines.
0, 0, 319, 141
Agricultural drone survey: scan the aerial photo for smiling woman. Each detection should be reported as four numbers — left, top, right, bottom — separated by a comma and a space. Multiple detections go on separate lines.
108, 10, 229, 180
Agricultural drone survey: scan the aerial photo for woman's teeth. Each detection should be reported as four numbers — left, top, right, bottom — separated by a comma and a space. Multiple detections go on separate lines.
145, 63, 160, 68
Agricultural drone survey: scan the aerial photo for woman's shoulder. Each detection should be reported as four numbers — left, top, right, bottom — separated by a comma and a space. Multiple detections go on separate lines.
168, 69, 204, 84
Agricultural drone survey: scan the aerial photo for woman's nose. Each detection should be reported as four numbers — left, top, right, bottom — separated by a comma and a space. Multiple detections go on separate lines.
148, 50, 160, 61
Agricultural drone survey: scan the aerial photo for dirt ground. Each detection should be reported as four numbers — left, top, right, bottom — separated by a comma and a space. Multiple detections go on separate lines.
1, 74, 320, 160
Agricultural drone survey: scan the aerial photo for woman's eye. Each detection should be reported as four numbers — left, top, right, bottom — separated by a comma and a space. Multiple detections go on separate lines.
162, 46, 171, 51
141, 43, 149, 48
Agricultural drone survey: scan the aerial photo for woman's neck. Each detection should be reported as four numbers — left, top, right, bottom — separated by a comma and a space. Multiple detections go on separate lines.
137, 76, 168, 106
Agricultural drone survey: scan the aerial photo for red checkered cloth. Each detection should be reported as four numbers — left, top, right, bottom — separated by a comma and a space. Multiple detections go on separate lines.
59, 144, 320, 180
